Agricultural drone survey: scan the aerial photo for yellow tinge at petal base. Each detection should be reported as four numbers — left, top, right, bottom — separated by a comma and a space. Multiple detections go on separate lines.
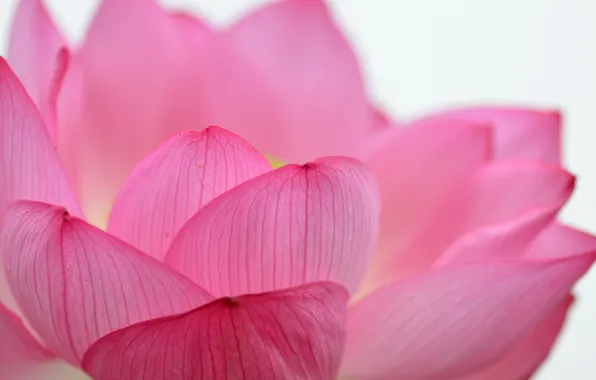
265, 154, 286, 169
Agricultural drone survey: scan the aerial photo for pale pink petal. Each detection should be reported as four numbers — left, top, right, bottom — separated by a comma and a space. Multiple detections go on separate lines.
60, 0, 211, 225
461, 295, 574, 380
4, 361, 91, 380
108, 127, 271, 260
82, 282, 348, 380
1, 201, 213, 365
200, 0, 372, 162
0, 59, 81, 312
7, 0, 67, 140
341, 253, 595, 379
166, 157, 379, 297
370, 104, 393, 130
437, 202, 563, 265
429, 107, 562, 164
359, 119, 491, 287
367, 159, 574, 287
0, 302, 52, 365
527, 222, 596, 259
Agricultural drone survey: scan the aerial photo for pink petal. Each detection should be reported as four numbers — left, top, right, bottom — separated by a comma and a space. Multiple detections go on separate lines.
0, 59, 81, 312
359, 118, 491, 287
60, 0, 211, 225
200, 0, 373, 162
82, 282, 348, 380
108, 128, 271, 260
429, 107, 562, 164
341, 253, 595, 379
1, 200, 213, 365
166, 157, 379, 297
7, 0, 67, 141
0, 302, 52, 366
461, 295, 574, 380
367, 158, 574, 287
527, 222, 596, 259
4, 361, 91, 380
437, 202, 563, 265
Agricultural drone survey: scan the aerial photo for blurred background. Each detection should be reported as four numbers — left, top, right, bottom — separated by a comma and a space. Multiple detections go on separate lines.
0, 1, 595, 378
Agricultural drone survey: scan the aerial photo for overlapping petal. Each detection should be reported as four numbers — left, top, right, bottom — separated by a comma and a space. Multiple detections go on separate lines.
59, 0, 211, 223
108, 127, 271, 260
461, 295, 574, 380
359, 118, 491, 287
427, 107, 562, 164
200, 0, 373, 162
7, 0, 67, 140
166, 157, 379, 297
1, 201, 213, 364
341, 253, 595, 379
83, 282, 348, 380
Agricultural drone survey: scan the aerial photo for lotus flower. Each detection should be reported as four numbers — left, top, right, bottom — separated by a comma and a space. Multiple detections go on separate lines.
1, 0, 595, 379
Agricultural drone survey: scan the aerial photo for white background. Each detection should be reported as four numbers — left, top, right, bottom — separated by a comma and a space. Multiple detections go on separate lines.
1, 1, 595, 378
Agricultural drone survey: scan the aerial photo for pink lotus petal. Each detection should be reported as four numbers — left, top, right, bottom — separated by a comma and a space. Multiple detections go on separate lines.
367, 158, 574, 287
0, 59, 81, 312
108, 127, 271, 260
360, 118, 491, 287
0, 302, 52, 366
341, 253, 595, 379
527, 222, 596, 259
82, 282, 348, 380
461, 295, 574, 380
166, 157, 379, 297
4, 361, 91, 380
200, 0, 372, 162
60, 0, 211, 225
429, 107, 562, 164
7, 0, 67, 141
437, 202, 563, 265
1, 201, 213, 365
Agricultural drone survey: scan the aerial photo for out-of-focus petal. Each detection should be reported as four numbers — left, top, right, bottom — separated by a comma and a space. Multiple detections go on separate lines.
7, 0, 67, 140
367, 158, 574, 288
83, 282, 348, 380
0, 302, 52, 366
341, 253, 595, 379
461, 295, 574, 380
527, 223, 596, 259
108, 127, 271, 260
427, 107, 562, 164
0, 59, 81, 312
200, 0, 372, 162
359, 119, 491, 288
60, 0, 211, 224
436, 161, 573, 264
1, 201, 213, 365
4, 360, 91, 380
166, 157, 379, 297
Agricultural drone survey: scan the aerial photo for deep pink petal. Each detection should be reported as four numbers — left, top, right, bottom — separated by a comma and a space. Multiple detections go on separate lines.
341, 253, 595, 379
82, 282, 348, 380
359, 119, 491, 287
461, 295, 574, 380
1, 201, 213, 365
7, 0, 67, 140
108, 127, 271, 260
166, 157, 379, 297
428, 107, 561, 164
60, 0, 211, 224
527, 222, 596, 259
200, 0, 372, 162
0, 302, 52, 366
